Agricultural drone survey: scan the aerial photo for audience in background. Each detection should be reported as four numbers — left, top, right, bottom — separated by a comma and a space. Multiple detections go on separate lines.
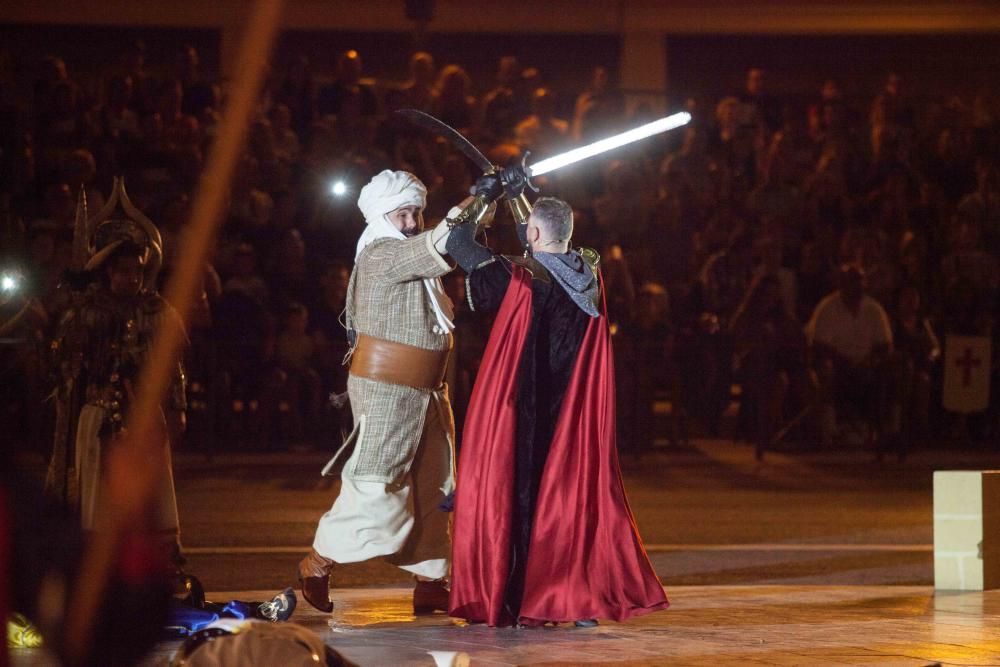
2, 40, 999, 454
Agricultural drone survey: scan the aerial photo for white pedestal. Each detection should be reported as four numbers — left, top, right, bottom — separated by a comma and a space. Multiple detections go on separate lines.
933, 471, 1000, 591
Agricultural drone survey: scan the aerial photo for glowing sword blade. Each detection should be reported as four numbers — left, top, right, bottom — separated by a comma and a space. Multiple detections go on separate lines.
526, 111, 691, 177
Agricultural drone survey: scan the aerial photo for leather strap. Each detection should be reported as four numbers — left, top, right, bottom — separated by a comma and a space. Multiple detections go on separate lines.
350, 334, 451, 390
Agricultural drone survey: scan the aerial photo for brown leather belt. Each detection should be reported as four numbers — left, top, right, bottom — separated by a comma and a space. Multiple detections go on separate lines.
349, 334, 451, 390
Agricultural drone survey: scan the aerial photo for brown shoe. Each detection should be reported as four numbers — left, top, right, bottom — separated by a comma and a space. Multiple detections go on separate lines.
413, 578, 450, 615
298, 549, 334, 613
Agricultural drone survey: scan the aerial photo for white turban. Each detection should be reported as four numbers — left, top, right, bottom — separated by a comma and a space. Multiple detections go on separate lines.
354, 170, 427, 260
352, 169, 454, 334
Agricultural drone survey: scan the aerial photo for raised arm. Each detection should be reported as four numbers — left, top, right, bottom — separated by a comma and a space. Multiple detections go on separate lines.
361, 232, 454, 284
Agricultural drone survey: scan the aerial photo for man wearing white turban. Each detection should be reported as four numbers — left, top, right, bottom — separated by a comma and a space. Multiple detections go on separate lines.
299, 169, 493, 615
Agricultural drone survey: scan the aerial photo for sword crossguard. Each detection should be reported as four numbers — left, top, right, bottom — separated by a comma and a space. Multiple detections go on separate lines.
499, 152, 537, 197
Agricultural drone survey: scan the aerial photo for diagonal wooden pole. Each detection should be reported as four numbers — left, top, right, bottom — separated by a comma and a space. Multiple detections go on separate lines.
63, 1, 285, 661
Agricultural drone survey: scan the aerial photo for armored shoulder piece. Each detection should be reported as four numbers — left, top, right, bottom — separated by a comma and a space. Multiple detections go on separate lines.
507, 255, 551, 283
577, 247, 601, 272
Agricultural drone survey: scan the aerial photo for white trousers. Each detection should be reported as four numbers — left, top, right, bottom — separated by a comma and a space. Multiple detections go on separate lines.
312, 391, 454, 580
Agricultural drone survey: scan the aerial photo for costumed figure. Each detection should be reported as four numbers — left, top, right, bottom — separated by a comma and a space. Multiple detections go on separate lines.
46, 178, 187, 565
298, 170, 487, 614
446, 174, 669, 627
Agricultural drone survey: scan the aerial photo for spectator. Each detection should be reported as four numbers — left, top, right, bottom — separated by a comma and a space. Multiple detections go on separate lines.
330, 86, 379, 156
24, 220, 65, 309
661, 125, 717, 219
820, 78, 843, 106
592, 160, 650, 251
857, 231, 899, 308
223, 242, 270, 306
512, 66, 542, 122
401, 51, 436, 112
710, 96, 757, 205
796, 240, 833, 322
309, 261, 350, 386
175, 44, 217, 118
695, 230, 756, 323
275, 53, 316, 138
229, 154, 274, 236
751, 236, 797, 322
119, 39, 156, 116
309, 261, 353, 439
36, 77, 94, 179
213, 281, 274, 445
806, 265, 893, 447
425, 153, 473, 222
156, 79, 201, 159
247, 117, 285, 191
270, 104, 301, 165
739, 67, 782, 135
96, 75, 141, 180
274, 301, 323, 446
572, 66, 624, 142
730, 273, 806, 455
267, 227, 310, 307
480, 56, 520, 141
941, 217, 999, 301
33, 54, 73, 120
431, 64, 476, 133
514, 87, 569, 155
897, 230, 930, 298
746, 132, 804, 231
957, 158, 1000, 254
804, 145, 851, 242
616, 282, 673, 456
870, 72, 914, 133
924, 128, 974, 205
62, 148, 106, 212
99, 74, 140, 143
33, 181, 75, 235
317, 50, 377, 118
890, 285, 939, 444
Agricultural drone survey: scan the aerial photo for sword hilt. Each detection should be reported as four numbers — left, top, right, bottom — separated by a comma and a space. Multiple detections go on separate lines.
499, 152, 538, 197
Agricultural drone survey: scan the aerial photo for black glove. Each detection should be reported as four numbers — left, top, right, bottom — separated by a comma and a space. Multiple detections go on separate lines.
446, 216, 493, 272
500, 165, 528, 199
473, 173, 504, 203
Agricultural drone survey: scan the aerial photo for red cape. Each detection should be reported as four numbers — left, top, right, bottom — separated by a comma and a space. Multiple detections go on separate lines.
450, 265, 669, 626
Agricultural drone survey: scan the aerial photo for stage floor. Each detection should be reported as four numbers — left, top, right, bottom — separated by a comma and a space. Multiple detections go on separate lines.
10, 585, 1000, 665
197, 585, 1000, 665
11, 441, 1000, 665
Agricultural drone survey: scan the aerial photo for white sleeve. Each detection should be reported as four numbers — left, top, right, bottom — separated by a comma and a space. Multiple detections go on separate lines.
806, 300, 831, 346
872, 302, 893, 346
430, 219, 452, 255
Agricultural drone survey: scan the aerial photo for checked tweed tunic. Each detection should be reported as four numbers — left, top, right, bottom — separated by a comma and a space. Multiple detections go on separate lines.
312, 229, 457, 577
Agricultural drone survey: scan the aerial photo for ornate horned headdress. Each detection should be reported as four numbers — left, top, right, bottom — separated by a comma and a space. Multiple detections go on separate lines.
73, 177, 163, 287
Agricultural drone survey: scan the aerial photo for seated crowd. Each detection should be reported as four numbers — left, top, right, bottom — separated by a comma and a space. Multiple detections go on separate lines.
1, 41, 999, 455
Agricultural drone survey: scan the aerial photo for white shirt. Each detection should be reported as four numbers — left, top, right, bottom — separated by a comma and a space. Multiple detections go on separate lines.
806, 292, 892, 364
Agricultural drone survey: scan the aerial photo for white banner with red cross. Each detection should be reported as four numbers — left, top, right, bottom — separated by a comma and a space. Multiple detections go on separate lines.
942, 335, 992, 414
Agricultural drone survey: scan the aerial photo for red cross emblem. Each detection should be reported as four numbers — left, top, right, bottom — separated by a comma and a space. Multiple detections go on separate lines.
955, 347, 982, 387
